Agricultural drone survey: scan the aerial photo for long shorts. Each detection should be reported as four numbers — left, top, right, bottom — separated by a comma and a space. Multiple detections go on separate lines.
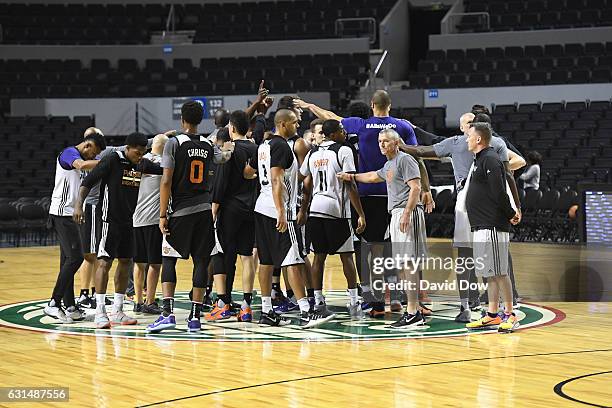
472, 228, 510, 278
255, 213, 305, 268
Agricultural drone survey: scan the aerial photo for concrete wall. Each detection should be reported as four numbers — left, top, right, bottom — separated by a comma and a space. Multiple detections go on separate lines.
0, 38, 370, 67
380, 0, 410, 83
421, 83, 612, 127
10, 92, 330, 134
430, 26, 612, 50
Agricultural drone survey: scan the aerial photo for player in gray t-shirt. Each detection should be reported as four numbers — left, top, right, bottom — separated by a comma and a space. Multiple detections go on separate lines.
338, 129, 427, 329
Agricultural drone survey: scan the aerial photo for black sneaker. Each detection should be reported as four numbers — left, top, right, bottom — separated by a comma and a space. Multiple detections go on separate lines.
142, 302, 162, 315
105, 297, 112, 306
202, 295, 213, 310
299, 309, 335, 329
389, 311, 424, 329
77, 294, 96, 309
258, 310, 290, 326
133, 303, 144, 314
469, 298, 481, 311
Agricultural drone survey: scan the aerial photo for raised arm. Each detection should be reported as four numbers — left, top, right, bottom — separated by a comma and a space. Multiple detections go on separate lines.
398, 141, 439, 159
294, 99, 343, 121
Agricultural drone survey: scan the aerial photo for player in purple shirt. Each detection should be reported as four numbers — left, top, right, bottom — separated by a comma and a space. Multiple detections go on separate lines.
295, 90, 433, 317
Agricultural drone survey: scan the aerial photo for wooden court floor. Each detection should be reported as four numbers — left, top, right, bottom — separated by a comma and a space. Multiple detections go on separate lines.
0, 242, 610, 408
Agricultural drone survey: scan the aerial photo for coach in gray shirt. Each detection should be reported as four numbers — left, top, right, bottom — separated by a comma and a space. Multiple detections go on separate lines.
338, 129, 426, 329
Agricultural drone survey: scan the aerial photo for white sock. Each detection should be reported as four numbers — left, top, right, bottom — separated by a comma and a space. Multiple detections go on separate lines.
262, 296, 272, 313
297, 297, 310, 313
96, 294, 106, 315
314, 290, 325, 305
113, 293, 124, 314
348, 288, 359, 305
218, 298, 226, 308
362, 284, 371, 293
460, 298, 469, 310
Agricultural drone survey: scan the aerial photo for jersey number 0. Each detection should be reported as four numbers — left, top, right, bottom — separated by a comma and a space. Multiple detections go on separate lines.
189, 160, 205, 184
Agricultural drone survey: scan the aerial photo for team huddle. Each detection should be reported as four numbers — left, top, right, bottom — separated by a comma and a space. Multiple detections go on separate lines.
44, 88, 525, 333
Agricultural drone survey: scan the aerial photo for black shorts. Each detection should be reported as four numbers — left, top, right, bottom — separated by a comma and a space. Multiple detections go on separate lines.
162, 210, 214, 259
78, 203, 100, 255
216, 204, 255, 256
255, 213, 305, 268
360, 196, 390, 243
133, 224, 163, 264
97, 221, 134, 260
307, 217, 354, 255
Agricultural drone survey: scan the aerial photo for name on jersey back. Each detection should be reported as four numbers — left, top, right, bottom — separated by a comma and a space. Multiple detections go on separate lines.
188, 148, 209, 158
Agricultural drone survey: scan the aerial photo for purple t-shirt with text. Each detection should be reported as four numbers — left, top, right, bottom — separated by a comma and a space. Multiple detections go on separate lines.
341, 116, 417, 196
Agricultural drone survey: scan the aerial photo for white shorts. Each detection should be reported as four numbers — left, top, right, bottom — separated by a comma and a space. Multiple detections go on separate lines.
454, 187, 473, 248
390, 206, 427, 260
473, 228, 510, 278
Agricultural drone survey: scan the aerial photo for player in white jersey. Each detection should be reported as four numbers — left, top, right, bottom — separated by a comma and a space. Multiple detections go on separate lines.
44, 133, 106, 323
299, 119, 366, 319
246, 109, 333, 328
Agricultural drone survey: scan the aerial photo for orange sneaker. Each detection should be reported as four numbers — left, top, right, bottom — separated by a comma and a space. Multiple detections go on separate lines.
237, 306, 253, 322
204, 304, 231, 321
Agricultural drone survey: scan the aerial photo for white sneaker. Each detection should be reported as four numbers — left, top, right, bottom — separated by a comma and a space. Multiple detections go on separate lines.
66, 306, 85, 321
110, 311, 137, 326
95, 313, 111, 329
44, 304, 74, 324
347, 301, 365, 319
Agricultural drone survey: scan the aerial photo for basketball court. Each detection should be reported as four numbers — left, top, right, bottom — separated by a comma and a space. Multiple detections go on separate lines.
1, 241, 609, 407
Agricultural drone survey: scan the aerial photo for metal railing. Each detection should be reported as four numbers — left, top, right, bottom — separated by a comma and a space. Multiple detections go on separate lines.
163, 4, 176, 38
442, 12, 490, 34
365, 49, 388, 90
335, 17, 377, 45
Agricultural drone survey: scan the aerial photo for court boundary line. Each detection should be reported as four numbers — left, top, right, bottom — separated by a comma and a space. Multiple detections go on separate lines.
135, 348, 612, 407
553, 370, 612, 408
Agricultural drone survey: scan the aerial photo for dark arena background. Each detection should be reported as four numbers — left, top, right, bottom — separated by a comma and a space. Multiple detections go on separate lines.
0, 0, 610, 407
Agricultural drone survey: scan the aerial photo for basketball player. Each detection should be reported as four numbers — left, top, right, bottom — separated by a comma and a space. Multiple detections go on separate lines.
245, 109, 332, 328
73, 132, 162, 329
76, 128, 162, 309
44, 132, 106, 323
299, 119, 366, 319
207, 110, 259, 322
296, 91, 433, 317
146, 101, 233, 334
274, 96, 314, 312
132, 133, 168, 315
463, 123, 521, 333
338, 129, 426, 328
400, 112, 521, 322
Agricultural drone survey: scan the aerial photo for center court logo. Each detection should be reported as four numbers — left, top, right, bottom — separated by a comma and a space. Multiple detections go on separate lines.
0, 291, 564, 342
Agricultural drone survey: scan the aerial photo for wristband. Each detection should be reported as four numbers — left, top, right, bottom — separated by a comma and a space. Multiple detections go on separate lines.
160, 214, 167, 219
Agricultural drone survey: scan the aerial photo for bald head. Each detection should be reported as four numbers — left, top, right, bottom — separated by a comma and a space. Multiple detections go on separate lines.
371, 90, 392, 111
274, 109, 296, 125
459, 112, 475, 134
151, 133, 168, 155
84, 127, 103, 138
274, 109, 298, 138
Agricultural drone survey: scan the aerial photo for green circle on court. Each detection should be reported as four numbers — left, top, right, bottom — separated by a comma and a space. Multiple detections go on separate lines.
0, 291, 564, 342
